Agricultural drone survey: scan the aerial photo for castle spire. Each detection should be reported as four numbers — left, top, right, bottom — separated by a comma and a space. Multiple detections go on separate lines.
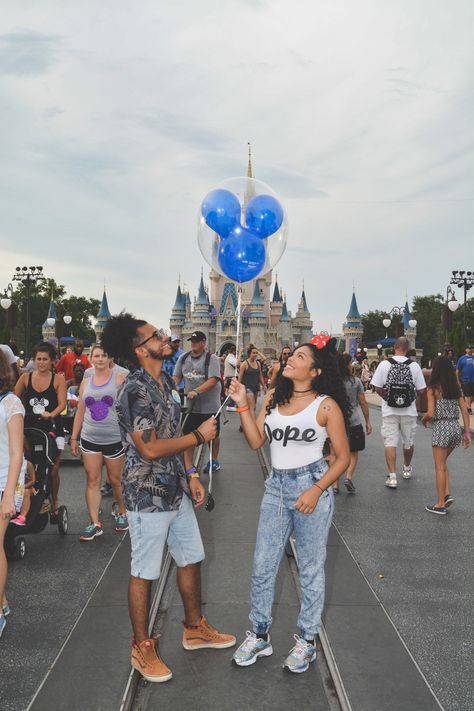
97, 289, 111, 319
347, 291, 361, 321
247, 142, 253, 178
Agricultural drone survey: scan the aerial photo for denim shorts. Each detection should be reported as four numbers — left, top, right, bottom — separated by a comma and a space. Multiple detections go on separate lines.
127, 494, 205, 580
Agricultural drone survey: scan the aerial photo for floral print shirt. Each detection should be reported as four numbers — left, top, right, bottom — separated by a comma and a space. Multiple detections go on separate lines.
116, 368, 188, 513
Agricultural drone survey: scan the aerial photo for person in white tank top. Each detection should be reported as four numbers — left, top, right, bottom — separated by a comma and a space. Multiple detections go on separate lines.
229, 335, 350, 674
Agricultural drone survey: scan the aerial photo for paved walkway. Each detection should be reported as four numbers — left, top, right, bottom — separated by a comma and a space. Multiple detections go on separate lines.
2, 402, 473, 710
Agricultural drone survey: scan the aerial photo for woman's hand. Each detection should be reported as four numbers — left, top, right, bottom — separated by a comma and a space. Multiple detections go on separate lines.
295, 485, 321, 515
188, 477, 206, 507
366, 422, 372, 435
196, 417, 217, 442
463, 431, 471, 449
40, 411, 53, 420
228, 379, 247, 407
421, 414, 430, 428
70, 440, 80, 457
0, 492, 16, 520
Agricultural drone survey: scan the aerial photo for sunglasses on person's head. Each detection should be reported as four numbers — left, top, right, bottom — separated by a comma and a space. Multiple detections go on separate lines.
136, 329, 166, 348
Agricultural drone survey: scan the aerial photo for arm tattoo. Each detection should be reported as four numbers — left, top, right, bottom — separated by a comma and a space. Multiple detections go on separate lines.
141, 429, 153, 443
322, 404, 332, 412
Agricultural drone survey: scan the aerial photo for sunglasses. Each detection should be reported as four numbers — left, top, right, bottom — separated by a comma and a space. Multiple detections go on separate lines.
136, 329, 166, 348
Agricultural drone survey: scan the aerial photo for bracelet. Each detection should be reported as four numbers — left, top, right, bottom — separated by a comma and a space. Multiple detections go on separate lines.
236, 406, 250, 413
314, 483, 325, 494
192, 430, 205, 445
70, 438, 77, 441
185, 466, 197, 475
465, 431, 471, 436
193, 390, 200, 397
187, 472, 200, 480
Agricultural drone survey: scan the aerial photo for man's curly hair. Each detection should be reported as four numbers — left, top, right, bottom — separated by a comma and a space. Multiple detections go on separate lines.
101, 312, 146, 367
267, 338, 352, 428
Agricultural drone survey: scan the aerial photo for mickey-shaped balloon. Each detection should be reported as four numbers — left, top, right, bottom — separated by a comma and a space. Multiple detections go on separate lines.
198, 176, 288, 284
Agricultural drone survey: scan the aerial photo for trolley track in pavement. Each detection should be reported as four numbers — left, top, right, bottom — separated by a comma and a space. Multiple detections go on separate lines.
120, 443, 348, 711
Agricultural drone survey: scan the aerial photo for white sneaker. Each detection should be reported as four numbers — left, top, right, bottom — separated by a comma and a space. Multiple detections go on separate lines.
385, 475, 397, 488
402, 465, 413, 479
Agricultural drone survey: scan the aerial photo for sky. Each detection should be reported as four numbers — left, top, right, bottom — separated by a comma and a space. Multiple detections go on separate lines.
0, 0, 473, 336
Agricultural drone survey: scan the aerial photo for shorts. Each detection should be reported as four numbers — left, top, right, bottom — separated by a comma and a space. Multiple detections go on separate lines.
461, 382, 474, 397
127, 494, 205, 580
182, 412, 221, 437
245, 387, 259, 396
348, 424, 365, 452
80, 437, 125, 459
381, 415, 417, 449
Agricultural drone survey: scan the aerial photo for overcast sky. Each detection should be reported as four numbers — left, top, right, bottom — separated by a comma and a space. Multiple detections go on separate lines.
1, 0, 472, 337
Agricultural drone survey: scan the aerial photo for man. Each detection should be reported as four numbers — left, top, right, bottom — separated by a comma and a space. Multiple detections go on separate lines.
56, 339, 91, 380
163, 335, 185, 403
223, 345, 237, 410
173, 331, 222, 474
371, 337, 426, 488
456, 345, 474, 415
101, 314, 235, 684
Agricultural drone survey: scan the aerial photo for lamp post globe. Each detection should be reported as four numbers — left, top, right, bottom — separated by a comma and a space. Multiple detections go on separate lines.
408, 319, 417, 329
63, 315, 72, 325
382, 318, 391, 329
448, 299, 459, 312
1, 298, 11, 310
47, 317, 56, 327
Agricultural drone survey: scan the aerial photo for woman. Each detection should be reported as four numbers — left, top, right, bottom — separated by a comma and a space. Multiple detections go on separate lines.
239, 345, 266, 413
334, 353, 372, 494
70, 344, 128, 540
15, 342, 66, 519
229, 335, 350, 673
0, 349, 26, 638
421, 355, 470, 514
268, 346, 292, 390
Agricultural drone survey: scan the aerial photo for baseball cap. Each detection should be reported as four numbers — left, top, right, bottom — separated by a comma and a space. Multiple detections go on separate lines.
188, 331, 206, 342
170, 334, 181, 342
0, 344, 19, 364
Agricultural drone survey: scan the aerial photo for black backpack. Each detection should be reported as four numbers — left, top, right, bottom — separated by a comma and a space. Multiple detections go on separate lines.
385, 358, 416, 408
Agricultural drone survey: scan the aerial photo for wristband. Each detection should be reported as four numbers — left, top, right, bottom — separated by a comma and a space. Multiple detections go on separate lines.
236, 406, 250, 413
192, 430, 205, 445
465, 431, 471, 437
314, 483, 325, 494
187, 472, 200, 480
185, 466, 197, 475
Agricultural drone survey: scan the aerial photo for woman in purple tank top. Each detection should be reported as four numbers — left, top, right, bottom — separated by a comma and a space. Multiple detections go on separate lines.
71, 345, 127, 541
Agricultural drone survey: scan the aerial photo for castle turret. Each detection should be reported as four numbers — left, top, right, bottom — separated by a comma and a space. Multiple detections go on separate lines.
270, 276, 283, 327
343, 290, 363, 357
248, 279, 266, 349
169, 283, 186, 339
190, 272, 211, 343
292, 283, 313, 344
278, 299, 292, 346
95, 289, 111, 342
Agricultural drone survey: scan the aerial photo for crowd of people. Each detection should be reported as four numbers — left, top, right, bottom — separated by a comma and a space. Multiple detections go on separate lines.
0, 329, 471, 682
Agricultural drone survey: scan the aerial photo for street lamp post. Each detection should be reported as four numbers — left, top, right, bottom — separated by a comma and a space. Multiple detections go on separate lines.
12, 266, 45, 358
450, 270, 473, 340
443, 285, 460, 348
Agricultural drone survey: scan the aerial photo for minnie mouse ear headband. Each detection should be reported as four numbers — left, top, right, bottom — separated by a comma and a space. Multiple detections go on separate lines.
310, 333, 331, 349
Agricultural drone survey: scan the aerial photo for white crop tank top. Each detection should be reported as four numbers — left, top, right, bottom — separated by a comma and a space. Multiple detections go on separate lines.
264, 395, 328, 469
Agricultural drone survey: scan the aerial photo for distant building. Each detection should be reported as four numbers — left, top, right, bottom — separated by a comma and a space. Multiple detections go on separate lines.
94, 290, 111, 342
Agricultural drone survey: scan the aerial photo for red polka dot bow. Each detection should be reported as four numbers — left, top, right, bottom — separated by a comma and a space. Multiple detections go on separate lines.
310, 333, 330, 349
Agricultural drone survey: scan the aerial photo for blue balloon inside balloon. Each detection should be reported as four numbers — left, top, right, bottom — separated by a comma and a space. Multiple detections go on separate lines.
201, 189, 241, 239
245, 194, 283, 238
217, 226, 266, 282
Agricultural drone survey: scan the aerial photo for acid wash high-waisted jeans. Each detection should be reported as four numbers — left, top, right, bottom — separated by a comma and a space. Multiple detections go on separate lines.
249, 458, 334, 639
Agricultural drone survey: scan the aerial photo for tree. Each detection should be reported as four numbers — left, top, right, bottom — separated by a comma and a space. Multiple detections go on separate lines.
361, 310, 401, 344
2, 278, 99, 353
411, 294, 444, 364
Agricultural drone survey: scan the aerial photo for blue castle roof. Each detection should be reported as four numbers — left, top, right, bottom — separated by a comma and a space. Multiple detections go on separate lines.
301, 289, 309, 313
403, 301, 411, 329
347, 291, 361, 320
97, 290, 111, 319
272, 280, 282, 303
280, 301, 290, 322
172, 285, 184, 311
43, 300, 58, 328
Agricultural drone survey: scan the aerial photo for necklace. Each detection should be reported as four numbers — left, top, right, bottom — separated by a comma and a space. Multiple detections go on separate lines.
293, 388, 313, 393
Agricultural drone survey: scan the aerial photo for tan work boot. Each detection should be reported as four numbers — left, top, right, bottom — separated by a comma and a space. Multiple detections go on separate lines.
131, 636, 173, 683
182, 616, 236, 650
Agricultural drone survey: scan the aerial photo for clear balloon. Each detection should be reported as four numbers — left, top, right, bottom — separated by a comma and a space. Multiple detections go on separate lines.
197, 177, 288, 283
217, 226, 266, 283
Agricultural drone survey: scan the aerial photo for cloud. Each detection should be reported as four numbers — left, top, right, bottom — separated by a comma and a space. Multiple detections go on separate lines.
0, 31, 60, 75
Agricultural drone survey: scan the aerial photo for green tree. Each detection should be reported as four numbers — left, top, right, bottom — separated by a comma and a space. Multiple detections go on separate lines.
361, 310, 401, 344
452, 322, 466, 356
3, 278, 99, 354
411, 294, 444, 365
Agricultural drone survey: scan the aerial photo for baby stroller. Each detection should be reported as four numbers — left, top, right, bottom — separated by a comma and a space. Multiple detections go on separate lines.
4, 427, 68, 561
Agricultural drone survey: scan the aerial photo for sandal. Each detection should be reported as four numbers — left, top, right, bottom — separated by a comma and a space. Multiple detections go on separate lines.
344, 479, 356, 494
332, 487, 339, 495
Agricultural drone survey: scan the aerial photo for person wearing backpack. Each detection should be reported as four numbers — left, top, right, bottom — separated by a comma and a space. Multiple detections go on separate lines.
173, 332, 222, 475
371, 337, 426, 488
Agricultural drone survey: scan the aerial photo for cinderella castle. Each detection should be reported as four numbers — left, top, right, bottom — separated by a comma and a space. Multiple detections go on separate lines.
168, 150, 313, 356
